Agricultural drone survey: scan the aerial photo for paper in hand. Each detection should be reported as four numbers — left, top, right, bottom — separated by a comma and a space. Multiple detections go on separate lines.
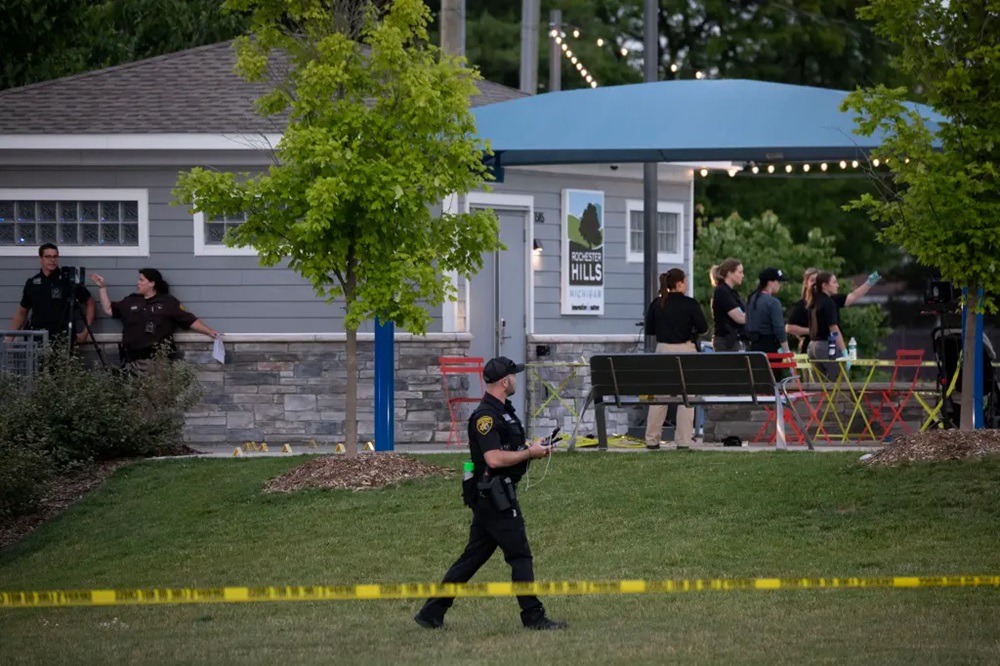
212, 337, 226, 364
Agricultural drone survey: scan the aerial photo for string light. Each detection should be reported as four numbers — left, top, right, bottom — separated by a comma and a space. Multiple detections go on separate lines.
573, 29, 580, 38
751, 166, 759, 174
695, 71, 704, 79
727, 168, 739, 177
840, 160, 848, 169
820, 163, 828, 171
699, 168, 708, 177
802, 164, 811, 172
851, 160, 859, 168
872, 158, 880, 167
767, 165, 775, 174
551, 27, 601, 88
785, 164, 793, 173
596, 38, 604, 47
620, 47, 628, 57
670, 64, 678, 73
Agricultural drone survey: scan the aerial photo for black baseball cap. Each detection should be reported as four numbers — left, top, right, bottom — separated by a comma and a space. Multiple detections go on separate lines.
483, 356, 525, 383
759, 267, 789, 283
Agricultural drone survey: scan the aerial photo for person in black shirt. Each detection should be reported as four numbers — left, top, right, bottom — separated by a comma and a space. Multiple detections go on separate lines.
644, 268, 707, 449
6, 243, 95, 344
711, 257, 746, 351
805, 272, 849, 379
787, 267, 881, 352
90, 268, 219, 367
416, 357, 565, 631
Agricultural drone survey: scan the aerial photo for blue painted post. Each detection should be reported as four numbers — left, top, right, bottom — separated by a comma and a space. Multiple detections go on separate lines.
374, 318, 395, 451
974, 288, 985, 429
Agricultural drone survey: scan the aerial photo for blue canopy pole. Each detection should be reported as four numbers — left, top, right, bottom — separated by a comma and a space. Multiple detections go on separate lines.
374, 318, 395, 451
974, 288, 985, 429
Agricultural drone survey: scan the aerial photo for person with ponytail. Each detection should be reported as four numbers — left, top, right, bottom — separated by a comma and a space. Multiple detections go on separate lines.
787, 267, 881, 353
710, 258, 747, 351
643, 268, 707, 449
805, 272, 847, 379
90, 268, 220, 367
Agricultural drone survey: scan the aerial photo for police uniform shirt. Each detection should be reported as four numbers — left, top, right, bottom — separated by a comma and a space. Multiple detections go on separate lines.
810, 293, 844, 340
468, 393, 529, 483
645, 293, 708, 344
711, 283, 746, 338
19, 271, 92, 336
112, 293, 198, 352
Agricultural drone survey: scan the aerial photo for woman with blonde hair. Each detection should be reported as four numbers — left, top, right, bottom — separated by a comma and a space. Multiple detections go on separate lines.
644, 268, 707, 449
710, 258, 746, 351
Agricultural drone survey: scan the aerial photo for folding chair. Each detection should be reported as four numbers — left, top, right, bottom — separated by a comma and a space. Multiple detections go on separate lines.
752, 353, 809, 445
439, 356, 485, 448
864, 349, 925, 440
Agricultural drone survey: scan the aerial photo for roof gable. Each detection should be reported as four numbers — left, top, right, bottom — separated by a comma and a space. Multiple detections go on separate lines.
0, 41, 525, 135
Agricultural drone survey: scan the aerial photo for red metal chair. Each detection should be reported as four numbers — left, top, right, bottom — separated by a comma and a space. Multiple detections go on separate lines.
753, 353, 811, 445
863, 349, 925, 440
439, 357, 485, 448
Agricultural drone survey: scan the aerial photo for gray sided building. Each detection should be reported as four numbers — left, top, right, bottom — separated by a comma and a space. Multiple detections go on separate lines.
0, 42, 699, 448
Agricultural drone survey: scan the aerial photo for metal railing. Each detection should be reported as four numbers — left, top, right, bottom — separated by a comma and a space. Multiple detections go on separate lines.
0, 330, 48, 391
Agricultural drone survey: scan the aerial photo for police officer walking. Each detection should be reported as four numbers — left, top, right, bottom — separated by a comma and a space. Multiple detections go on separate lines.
415, 356, 566, 631
6, 243, 95, 345
90, 268, 219, 367
746, 267, 791, 354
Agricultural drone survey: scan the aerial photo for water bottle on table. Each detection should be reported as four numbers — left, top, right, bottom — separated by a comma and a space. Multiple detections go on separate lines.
848, 337, 857, 361
827, 332, 838, 360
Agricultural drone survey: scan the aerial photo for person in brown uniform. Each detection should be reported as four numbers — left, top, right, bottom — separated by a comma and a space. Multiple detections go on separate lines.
90, 268, 219, 367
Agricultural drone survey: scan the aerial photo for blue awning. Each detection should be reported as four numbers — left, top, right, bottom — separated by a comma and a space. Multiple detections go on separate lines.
473, 79, 942, 167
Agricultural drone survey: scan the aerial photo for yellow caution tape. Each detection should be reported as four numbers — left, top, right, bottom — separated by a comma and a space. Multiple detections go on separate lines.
2, 576, 998, 609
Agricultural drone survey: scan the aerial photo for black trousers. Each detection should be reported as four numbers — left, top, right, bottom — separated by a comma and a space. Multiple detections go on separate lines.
749, 336, 780, 354
419, 493, 544, 623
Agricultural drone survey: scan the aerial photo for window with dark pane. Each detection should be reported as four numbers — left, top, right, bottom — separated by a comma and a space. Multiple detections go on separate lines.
657, 212, 678, 254
0, 198, 141, 246
206, 212, 248, 244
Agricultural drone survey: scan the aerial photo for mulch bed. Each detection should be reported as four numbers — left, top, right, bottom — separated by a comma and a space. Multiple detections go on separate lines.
862, 430, 1000, 467
263, 453, 453, 493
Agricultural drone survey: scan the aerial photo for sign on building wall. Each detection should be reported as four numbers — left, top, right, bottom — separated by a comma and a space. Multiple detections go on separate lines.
561, 189, 605, 315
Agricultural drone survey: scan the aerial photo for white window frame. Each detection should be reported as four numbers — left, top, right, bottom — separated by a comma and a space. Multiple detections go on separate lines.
624, 199, 685, 265
193, 211, 258, 257
0, 188, 149, 257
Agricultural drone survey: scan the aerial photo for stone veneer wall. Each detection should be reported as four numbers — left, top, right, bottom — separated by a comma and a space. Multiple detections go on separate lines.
523, 335, 645, 441
88, 333, 476, 448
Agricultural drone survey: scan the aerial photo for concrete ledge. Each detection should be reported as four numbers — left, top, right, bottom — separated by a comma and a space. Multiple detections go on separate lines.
85, 332, 474, 343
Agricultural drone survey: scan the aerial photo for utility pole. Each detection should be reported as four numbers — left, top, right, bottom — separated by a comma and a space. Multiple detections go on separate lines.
441, 0, 465, 57
548, 9, 561, 93
642, 0, 659, 351
519, 0, 540, 94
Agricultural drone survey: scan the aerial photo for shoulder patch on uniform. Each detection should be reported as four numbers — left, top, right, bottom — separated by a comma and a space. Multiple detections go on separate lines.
476, 415, 493, 435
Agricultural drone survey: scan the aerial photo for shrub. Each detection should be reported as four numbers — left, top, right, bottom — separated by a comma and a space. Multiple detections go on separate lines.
0, 348, 202, 517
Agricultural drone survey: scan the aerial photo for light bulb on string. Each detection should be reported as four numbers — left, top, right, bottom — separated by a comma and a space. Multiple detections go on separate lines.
751, 166, 760, 174
590, 81, 597, 88
820, 163, 828, 172
767, 165, 775, 174
566, 49, 573, 58
555, 36, 562, 45
581, 69, 588, 77
727, 168, 739, 177
699, 168, 708, 177
571, 56, 578, 64
596, 38, 604, 47
620, 47, 628, 57
695, 71, 704, 79
803, 164, 811, 173
785, 164, 793, 173
839, 161, 847, 169
573, 29, 580, 38
670, 63, 678, 73
561, 43, 568, 51
576, 62, 583, 71
905, 158, 910, 163
851, 160, 859, 168
872, 158, 880, 167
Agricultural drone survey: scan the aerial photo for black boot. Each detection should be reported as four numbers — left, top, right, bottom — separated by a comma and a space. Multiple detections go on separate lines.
524, 616, 568, 630
413, 612, 445, 629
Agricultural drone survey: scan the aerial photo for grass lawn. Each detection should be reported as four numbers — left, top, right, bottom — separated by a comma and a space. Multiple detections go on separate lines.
1, 451, 999, 665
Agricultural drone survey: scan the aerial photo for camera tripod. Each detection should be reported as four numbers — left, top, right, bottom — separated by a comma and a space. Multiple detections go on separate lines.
60, 275, 108, 369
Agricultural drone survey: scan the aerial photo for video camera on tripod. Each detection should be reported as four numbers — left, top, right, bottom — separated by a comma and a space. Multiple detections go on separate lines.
58, 265, 87, 287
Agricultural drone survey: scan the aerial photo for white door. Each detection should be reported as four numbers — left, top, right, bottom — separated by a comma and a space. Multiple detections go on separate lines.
469, 206, 528, 418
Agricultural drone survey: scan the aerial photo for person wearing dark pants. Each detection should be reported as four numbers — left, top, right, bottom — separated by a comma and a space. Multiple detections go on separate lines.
415, 356, 566, 631
711, 258, 747, 351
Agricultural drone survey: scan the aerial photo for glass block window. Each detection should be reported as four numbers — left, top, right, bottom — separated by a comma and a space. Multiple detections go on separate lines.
0, 199, 140, 247
625, 200, 685, 263
205, 212, 248, 245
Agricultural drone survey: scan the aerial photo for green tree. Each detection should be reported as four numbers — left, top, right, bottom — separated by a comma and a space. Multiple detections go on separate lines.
173, 0, 501, 454
578, 203, 603, 248
843, 0, 1000, 430
694, 211, 889, 356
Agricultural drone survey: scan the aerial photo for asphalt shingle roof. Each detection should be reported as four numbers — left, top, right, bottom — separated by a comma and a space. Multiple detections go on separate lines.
0, 41, 526, 135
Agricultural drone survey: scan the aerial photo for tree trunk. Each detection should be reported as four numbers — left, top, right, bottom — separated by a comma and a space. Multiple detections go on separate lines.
960, 297, 977, 430
345, 324, 359, 456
